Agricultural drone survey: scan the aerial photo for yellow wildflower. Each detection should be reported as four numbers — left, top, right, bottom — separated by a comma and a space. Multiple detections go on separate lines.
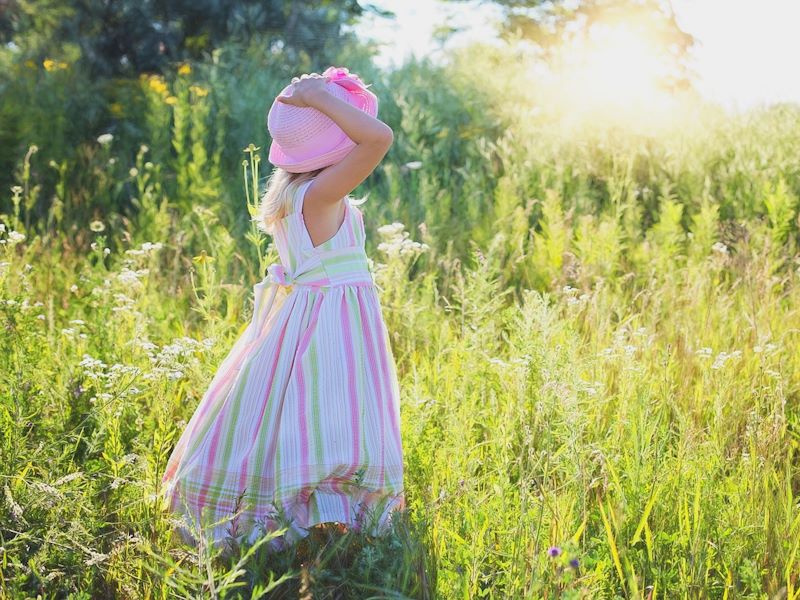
192, 251, 215, 264
109, 102, 124, 117
43, 58, 57, 72
178, 63, 192, 76
165, 96, 178, 105
148, 75, 168, 96
189, 85, 209, 98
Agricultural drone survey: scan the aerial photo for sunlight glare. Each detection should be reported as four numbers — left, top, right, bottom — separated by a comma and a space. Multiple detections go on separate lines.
536, 18, 687, 133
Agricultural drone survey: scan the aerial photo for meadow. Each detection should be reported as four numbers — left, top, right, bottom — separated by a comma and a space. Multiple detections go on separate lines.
1, 37, 800, 599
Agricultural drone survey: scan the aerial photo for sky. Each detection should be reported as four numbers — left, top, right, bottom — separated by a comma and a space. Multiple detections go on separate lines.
350, 0, 800, 112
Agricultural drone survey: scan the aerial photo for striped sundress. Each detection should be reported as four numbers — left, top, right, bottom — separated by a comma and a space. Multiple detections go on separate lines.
160, 178, 405, 551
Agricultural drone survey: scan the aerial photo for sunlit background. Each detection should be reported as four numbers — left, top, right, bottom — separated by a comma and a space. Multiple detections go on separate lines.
352, 0, 800, 113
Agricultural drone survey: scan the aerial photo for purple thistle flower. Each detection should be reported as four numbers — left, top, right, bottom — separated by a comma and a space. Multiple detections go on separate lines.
547, 546, 562, 558
569, 558, 580, 569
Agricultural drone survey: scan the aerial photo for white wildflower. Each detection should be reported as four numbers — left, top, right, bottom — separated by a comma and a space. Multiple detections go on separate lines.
116, 267, 148, 288
7, 231, 25, 245
53, 472, 83, 486
4, 485, 24, 522
561, 285, 579, 296
96, 133, 114, 145
86, 551, 110, 566
711, 350, 742, 370
695, 347, 713, 358
125, 241, 163, 257
711, 242, 728, 255
377, 222, 405, 238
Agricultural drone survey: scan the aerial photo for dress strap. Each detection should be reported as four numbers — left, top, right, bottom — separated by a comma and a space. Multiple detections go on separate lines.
292, 179, 315, 215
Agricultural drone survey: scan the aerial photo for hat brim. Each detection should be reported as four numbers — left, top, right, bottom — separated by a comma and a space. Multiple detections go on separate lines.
267, 84, 378, 173
269, 135, 357, 173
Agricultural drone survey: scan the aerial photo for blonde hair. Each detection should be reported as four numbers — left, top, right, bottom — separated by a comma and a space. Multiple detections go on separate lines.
254, 165, 368, 236
254, 166, 324, 235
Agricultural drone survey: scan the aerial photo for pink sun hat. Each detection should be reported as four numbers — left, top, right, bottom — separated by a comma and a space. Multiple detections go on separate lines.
266, 66, 379, 173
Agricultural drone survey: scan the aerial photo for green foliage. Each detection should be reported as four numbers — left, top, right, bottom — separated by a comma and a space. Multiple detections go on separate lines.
0, 0, 365, 78
1, 29, 800, 599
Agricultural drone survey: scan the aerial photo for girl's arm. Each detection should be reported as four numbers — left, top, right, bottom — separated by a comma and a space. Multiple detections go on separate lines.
276, 74, 393, 207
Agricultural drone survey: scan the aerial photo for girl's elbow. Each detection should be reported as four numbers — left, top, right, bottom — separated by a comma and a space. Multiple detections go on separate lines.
375, 124, 394, 147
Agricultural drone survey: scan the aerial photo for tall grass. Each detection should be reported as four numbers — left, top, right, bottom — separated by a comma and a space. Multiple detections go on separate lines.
1, 41, 799, 598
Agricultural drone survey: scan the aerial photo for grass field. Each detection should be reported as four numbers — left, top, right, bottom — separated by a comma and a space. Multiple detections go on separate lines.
1, 49, 800, 598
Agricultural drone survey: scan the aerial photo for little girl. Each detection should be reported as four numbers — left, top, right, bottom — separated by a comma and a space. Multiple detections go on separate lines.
160, 66, 405, 552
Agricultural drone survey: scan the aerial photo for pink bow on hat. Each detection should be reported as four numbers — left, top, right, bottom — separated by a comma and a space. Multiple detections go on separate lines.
322, 66, 371, 93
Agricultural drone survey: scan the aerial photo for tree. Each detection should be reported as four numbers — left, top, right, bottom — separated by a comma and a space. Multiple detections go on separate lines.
0, 0, 370, 77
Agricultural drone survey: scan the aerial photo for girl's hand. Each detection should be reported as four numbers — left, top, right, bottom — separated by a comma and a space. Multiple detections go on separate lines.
276, 73, 332, 108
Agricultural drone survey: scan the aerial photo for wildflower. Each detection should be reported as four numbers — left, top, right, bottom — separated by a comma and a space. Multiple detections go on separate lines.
7, 231, 25, 245
403, 161, 423, 170
70, 284, 79, 293
165, 96, 178, 106
96, 133, 114, 146
695, 347, 713, 358
189, 85, 209, 97
85, 551, 110, 566
90, 220, 105, 232
711, 350, 742, 370
178, 63, 192, 76
129, 168, 139, 178
4, 485, 23, 522
147, 75, 168, 96
192, 251, 214, 264
109, 102, 124, 117
43, 58, 57, 71
10, 186, 22, 195
562, 285, 579, 296
569, 558, 580, 569
377, 222, 405, 237
711, 241, 729, 255
547, 546, 562, 558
